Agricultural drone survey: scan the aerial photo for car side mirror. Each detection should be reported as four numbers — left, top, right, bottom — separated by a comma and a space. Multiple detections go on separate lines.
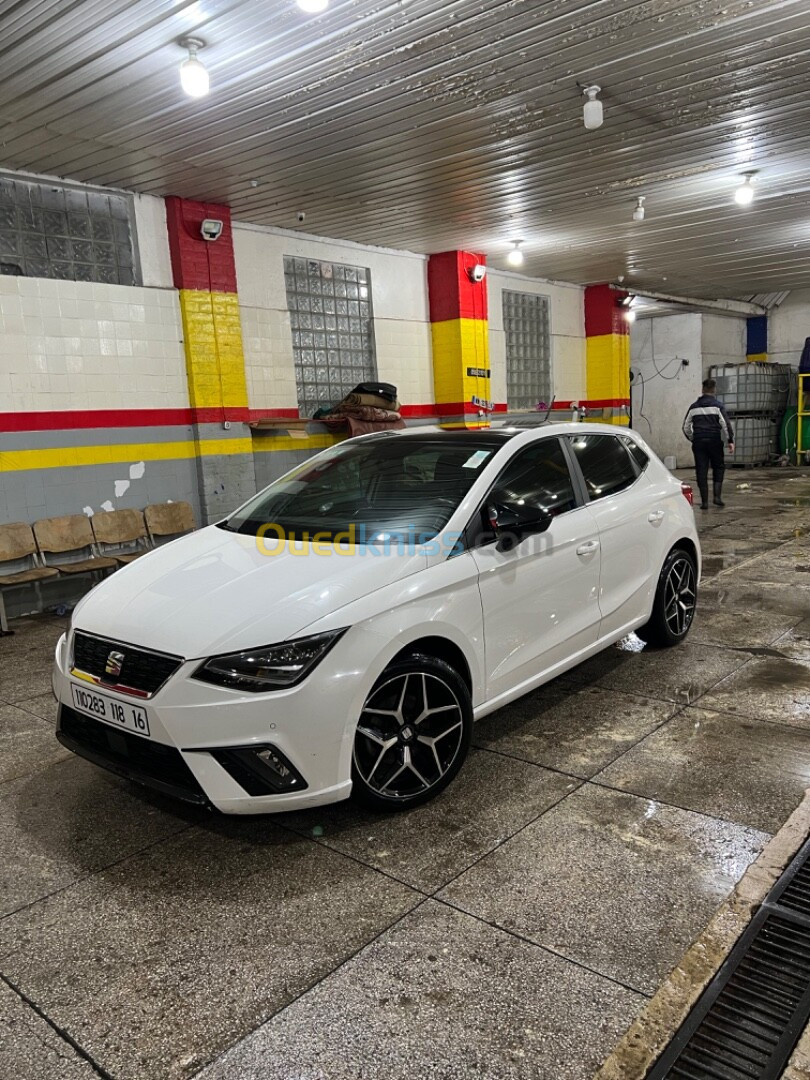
487, 502, 553, 551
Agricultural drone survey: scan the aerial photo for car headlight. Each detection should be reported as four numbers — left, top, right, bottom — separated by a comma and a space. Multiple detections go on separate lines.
191, 629, 348, 693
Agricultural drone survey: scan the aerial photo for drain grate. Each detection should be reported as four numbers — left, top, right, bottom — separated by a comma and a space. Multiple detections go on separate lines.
648, 836, 810, 1080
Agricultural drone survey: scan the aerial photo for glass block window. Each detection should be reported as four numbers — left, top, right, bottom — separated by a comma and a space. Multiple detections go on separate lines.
503, 290, 552, 411
0, 175, 140, 285
283, 256, 377, 418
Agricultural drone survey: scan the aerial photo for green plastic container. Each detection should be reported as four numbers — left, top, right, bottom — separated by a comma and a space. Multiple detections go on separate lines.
780, 407, 810, 458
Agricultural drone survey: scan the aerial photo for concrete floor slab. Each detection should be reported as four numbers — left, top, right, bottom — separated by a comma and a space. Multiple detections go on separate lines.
562, 640, 750, 706
698, 654, 810, 726
1, 467, 808, 1080
0, 758, 197, 915
697, 538, 775, 579
438, 784, 768, 994
0, 727, 72, 786
0, 978, 97, 1080
195, 900, 646, 1080
473, 684, 679, 779
11, 692, 59, 725
688, 608, 801, 649
280, 748, 578, 892
699, 580, 810, 620
0, 824, 419, 1080
595, 707, 810, 833
774, 619, 810, 661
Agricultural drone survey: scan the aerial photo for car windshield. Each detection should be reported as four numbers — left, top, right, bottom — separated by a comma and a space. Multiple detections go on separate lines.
221, 433, 508, 543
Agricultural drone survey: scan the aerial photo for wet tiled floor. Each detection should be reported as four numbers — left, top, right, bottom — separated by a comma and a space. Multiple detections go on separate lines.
1, 468, 808, 1079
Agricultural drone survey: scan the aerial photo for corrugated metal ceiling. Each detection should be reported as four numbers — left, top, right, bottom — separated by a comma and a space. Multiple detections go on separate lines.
1, 0, 809, 297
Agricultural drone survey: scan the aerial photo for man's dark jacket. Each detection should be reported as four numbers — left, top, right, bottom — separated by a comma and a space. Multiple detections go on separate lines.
682, 394, 734, 443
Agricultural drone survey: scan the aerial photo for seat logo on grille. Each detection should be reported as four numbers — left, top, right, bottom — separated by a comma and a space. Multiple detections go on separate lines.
105, 650, 125, 678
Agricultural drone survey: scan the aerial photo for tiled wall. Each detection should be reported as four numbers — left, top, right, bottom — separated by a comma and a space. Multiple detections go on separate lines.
233, 223, 436, 419
487, 270, 586, 410
0, 276, 186, 413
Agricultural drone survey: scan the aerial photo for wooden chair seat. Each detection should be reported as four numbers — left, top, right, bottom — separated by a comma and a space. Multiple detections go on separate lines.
113, 552, 146, 564
0, 566, 59, 586
55, 556, 119, 575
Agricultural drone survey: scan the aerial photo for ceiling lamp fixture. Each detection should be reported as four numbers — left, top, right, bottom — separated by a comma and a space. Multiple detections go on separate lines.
582, 85, 603, 130
297, 0, 329, 12
734, 171, 757, 206
632, 196, 646, 222
179, 38, 209, 98
507, 241, 524, 267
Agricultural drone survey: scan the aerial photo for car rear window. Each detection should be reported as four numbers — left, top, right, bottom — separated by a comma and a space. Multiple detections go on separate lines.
568, 434, 638, 501
621, 435, 650, 472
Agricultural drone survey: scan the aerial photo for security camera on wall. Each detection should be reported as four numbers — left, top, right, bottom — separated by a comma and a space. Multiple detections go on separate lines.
200, 218, 224, 241
468, 263, 487, 283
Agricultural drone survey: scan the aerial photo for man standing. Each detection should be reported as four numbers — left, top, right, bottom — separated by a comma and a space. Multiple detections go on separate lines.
682, 378, 735, 509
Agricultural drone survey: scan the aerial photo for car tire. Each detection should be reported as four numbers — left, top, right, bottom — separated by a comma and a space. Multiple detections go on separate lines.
351, 653, 473, 812
636, 546, 698, 647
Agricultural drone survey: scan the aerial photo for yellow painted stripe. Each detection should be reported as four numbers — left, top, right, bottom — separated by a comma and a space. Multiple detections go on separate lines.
251, 433, 342, 454
746, 353, 768, 363
439, 421, 492, 430
586, 333, 630, 401
0, 433, 345, 472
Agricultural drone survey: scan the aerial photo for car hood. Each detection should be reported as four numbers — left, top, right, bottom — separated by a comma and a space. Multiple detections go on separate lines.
71, 525, 426, 659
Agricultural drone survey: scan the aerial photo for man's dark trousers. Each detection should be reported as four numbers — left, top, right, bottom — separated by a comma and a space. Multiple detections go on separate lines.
693, 437, 725, 506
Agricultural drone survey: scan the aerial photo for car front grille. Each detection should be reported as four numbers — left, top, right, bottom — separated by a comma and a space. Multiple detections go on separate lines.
57, 705, 207, 805
72, 631, 182, 697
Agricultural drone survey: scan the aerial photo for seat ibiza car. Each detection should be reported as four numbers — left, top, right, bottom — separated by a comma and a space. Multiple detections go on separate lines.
53, 424, 700, 814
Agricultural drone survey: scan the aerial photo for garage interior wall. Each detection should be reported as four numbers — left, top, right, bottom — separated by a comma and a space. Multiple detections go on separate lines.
0, 169, 590, 584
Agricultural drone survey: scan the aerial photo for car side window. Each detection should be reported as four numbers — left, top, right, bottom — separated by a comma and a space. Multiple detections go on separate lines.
490, 437, 578, 518
567, 434, 638, 501
621, 435, 649, 472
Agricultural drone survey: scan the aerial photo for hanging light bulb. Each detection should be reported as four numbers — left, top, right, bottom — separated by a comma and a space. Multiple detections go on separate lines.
625, 308, 637, 323
633, 196, 646, 222
297, 0, 329, 11
179, 38, 209, 98
507, 241, 524, 267
734, 171, 757, 206
582, 85, 603, 130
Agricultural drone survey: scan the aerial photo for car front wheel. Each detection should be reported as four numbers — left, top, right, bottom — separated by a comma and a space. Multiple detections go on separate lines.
351, 654, 472, 811
637, 546, 698, 647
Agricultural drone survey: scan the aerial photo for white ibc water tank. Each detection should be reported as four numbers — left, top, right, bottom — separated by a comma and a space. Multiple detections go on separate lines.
713, 364, 772, 413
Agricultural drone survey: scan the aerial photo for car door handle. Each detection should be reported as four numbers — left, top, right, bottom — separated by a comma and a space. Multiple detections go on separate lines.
576, 540, 600, 556
648, 510, 665, 524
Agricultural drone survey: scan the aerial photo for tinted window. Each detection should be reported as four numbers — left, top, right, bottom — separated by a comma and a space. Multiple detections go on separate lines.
222, 435, 505, 543
621, 435, 649, 472
568, 434, 638, 501
491, 438, 578, 517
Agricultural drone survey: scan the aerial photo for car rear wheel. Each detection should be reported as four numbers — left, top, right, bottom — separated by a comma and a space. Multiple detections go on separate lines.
636, 546, 698, 647
351, 654, 472, 811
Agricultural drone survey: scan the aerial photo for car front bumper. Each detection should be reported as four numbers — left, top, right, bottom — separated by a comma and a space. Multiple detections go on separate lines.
51, 628, 380, 814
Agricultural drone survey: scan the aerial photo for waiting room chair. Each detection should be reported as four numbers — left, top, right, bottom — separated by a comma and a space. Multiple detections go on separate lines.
91, 508, 150, 565
0, 523, 60, 633
144, 501, 196, 545
33, 515, 119, 579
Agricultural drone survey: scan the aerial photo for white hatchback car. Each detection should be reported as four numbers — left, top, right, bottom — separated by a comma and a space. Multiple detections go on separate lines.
53, 424, 700, 814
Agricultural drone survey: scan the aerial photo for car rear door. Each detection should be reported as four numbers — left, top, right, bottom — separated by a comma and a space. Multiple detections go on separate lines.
470, 435, 602, 701
565, 432, 656, 640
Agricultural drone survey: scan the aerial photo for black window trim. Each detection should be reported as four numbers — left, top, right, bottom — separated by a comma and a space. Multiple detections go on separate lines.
564, 431, 644, 505
619, 433, 650, 475
461, 433, 588, 553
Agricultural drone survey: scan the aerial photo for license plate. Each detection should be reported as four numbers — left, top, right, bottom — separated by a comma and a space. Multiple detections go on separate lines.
70, 683, 151, 738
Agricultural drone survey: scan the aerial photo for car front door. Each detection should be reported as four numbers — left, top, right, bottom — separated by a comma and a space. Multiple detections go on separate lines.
470, 436, 602, 702
565, 432, 655, 639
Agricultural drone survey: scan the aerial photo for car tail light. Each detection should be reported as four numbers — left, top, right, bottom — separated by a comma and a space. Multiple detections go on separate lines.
681, 483, 694, 506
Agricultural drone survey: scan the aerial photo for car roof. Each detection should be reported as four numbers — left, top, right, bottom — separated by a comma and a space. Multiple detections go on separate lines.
364, 421, 637, 441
